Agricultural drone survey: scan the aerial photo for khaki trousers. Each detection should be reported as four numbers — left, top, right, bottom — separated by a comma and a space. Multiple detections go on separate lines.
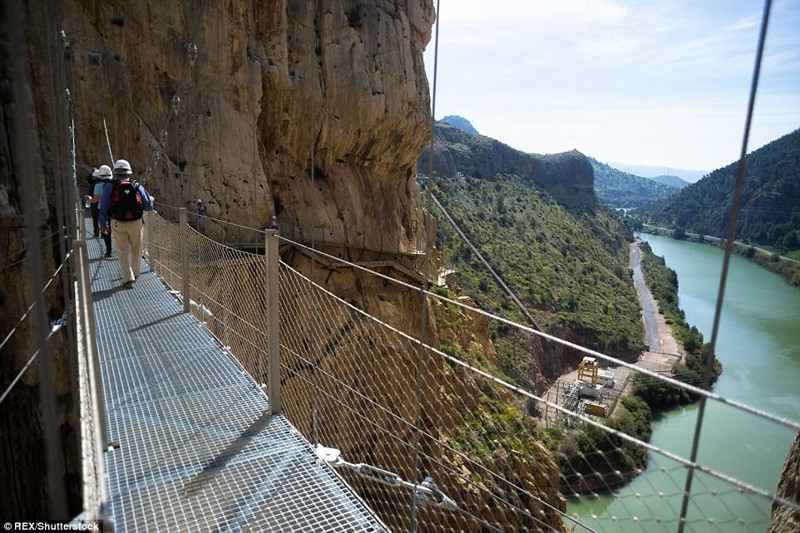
111, 218, 144, 283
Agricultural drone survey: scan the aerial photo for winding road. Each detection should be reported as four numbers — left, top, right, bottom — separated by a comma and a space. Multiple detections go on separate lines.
630, 241, 660, 350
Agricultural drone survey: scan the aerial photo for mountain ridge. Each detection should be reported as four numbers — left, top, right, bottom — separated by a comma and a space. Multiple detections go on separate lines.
636, 128, 800, 252
419, 122, 597, 209
608, 162, 707, 183
590, 157, 681, 209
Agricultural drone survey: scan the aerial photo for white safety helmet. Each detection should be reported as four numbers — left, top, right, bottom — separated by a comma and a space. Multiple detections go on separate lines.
113, 159, 133, 176
92, 167, 100, 178
98, 165, 113, 178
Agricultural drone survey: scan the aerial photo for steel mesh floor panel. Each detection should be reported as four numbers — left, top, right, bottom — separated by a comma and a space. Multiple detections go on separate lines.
86, 221, 384, 532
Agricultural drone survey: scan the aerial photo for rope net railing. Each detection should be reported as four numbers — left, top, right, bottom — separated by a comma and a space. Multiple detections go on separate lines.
0, 258, 68, 405
0, 222, 109, 524
142, 209, 799, 532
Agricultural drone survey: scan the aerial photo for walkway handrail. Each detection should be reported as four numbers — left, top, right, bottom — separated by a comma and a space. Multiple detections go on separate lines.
72, 237, 110, 525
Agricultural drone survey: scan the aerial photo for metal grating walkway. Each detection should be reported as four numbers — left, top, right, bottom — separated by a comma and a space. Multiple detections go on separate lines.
85, 229, 385, 532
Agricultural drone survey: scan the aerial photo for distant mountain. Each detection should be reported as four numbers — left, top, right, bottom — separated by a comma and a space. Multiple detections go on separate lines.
609, 162, 707, 183
590, 158, 681, 209
651, 175, 690, 189
420, 122, 596, 209
636, 128, 800, 251
440, 115, 479, 135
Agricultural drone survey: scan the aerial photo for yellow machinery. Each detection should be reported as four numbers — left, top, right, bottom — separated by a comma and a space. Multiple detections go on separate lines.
578, 356, 599, 384
584, 401, 607, 417
577, 357, 610, 417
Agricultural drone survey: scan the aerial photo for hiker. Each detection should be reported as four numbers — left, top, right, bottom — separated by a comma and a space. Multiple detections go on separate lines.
85, 167, 101, 237
99, 159, 154, 289
196, 198, 207, 233
86, 164, 114, 256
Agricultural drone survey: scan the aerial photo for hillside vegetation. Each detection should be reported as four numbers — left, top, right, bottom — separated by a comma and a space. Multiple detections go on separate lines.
429, 173, 644, 364
636, 128, 800, 252
591, 158, 682, 208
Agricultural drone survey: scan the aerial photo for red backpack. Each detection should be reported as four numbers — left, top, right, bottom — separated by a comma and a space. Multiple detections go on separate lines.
110, 179, 144, 221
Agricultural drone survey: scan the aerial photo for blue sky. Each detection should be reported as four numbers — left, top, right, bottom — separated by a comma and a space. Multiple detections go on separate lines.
424, 0, 800, 175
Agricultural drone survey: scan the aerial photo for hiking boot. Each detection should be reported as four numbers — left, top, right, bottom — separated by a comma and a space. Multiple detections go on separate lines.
122, 280, 134, 289
105, 250, 112, 257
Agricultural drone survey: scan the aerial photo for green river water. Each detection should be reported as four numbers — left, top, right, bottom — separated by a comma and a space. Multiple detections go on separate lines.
567, 233, 800, 532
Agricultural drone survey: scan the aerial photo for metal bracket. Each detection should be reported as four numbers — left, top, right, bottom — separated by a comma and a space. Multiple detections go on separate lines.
315, 444, 457, 510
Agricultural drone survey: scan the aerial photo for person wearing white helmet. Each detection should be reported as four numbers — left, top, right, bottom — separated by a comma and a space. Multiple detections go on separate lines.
99, 159, 154, 289
87, 164, 114, 254
85, 167, 101, 237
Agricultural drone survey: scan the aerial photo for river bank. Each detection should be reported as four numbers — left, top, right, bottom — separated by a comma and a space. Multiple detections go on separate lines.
545, 239, 692, 495
641, 224, 800, 287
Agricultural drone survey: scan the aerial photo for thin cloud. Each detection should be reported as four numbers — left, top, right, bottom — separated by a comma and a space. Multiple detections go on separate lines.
726, 16, 761, 32
427, 0, 800, 170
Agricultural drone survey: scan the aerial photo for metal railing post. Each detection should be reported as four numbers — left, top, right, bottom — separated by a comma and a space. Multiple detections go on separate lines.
265, 229, 281, 414
78, 199, 86, 238
179, 208, 190, 313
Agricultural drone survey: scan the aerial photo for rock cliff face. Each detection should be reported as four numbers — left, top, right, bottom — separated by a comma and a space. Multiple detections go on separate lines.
63, 0, 434, 249
1, 0, 82, 518
769, 433, 800, 532
419, 122, 598, 209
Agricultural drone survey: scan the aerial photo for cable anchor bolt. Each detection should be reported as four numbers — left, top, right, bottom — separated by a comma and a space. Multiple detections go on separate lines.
187, 43, 199, 66
416, 476, 457, 510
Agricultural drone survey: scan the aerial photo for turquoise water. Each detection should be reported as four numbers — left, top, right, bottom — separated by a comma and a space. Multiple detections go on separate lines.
566, 234, 800, 532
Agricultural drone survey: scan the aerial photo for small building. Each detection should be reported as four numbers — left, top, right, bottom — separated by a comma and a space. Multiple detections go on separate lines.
597, 369, 616, 388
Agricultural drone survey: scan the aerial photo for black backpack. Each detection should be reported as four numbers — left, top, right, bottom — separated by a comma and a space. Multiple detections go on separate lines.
110, 179, 144, 221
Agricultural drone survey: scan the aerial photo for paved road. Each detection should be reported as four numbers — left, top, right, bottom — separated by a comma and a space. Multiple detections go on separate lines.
630, 241, 660, 350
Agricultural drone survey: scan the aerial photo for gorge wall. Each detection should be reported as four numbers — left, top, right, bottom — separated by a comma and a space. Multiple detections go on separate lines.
1, 0, 82, 518
63, 0, 434, 250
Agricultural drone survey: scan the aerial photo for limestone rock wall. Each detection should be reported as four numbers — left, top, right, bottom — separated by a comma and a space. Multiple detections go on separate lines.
769, 433, 800, 532
1, 0, 81, 518
63, 0, 434, 247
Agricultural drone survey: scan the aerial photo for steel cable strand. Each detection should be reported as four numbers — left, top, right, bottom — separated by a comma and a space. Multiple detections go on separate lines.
1, 229, 64, 273
277, 234, 800, 434
0, 251, 72, 403
0, 327, 64, 406
677, 1, 775, 529
413, 0, 441, 527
